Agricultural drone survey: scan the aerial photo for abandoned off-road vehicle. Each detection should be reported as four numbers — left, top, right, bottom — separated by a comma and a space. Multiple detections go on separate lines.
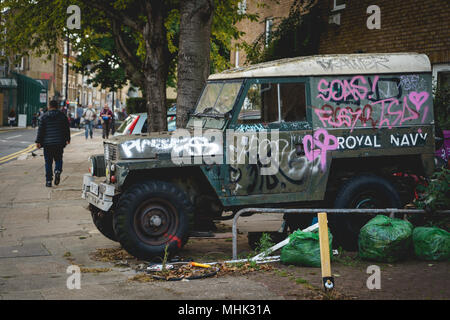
82, 53, 436, 258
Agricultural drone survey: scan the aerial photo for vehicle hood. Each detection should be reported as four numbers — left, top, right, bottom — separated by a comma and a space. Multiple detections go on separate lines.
106, 130, 223, 160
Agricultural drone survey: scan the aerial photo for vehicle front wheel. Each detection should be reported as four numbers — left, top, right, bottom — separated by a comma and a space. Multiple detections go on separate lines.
113, 181, 192, 260
90, 204, 117, 242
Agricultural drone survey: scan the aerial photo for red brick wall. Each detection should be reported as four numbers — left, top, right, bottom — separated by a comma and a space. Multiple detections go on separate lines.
318, 0, 450, 64
231, 0, 450, 66
231, 0, 294, 66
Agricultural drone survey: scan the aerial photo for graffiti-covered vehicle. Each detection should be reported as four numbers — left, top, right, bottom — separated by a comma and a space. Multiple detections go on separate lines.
82, 53, 437, 257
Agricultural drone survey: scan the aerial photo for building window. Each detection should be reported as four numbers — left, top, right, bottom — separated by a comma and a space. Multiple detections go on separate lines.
14, 56, 24, 71
437, 71, 450, 89
432, 63, 450, 92
265, 18, 273, 48
332, 0, 346, 11
237, 0, 247, 15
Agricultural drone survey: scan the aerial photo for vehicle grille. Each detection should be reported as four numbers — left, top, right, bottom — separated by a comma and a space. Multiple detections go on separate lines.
104, 143, 118, 161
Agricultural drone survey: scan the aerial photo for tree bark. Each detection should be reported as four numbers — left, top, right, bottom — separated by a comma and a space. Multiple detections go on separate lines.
106, 1, 170, 133
176, 0, 215, 128
142, 1, 170, 132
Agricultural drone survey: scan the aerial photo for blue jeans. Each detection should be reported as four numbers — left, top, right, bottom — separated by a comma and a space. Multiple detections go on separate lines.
85, 120, 94, 139
43, 146, 64, 181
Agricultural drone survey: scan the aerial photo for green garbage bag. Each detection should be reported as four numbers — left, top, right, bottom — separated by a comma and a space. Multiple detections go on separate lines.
413, 227, 450, 261
280, 229, 333, 267
358, 215, 414, 262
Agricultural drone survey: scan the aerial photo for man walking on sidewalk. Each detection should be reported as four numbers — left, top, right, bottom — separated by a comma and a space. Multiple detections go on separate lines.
100, 103, 113, 139
83, 104, 96, 139
35, 100, 71, 187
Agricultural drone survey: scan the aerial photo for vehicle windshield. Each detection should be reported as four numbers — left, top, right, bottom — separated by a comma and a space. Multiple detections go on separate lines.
193, 81, 243, 117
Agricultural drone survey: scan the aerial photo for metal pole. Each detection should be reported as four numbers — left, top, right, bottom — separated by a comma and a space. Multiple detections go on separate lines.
65, 36, 69, 106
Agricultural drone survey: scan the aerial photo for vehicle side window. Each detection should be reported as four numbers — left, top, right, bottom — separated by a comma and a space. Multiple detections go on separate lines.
238, 83, 262, 123
238, 81, 307, 123
280, 82, 306, 122
141, 120, 147, 133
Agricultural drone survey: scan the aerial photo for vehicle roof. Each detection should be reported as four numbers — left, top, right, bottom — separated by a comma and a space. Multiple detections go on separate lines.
208, 53, 431, 80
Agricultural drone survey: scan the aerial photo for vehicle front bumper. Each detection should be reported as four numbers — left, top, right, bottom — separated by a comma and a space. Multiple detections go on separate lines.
81, 174, 115, 211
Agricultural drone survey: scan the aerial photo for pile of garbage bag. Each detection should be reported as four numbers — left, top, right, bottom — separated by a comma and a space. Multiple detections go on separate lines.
280, 229, 332, 267
358, 215, 414, 262
412, 227, 450, 261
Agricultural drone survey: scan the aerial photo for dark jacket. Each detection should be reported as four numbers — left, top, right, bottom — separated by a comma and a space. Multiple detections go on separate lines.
35, 109, 71, 147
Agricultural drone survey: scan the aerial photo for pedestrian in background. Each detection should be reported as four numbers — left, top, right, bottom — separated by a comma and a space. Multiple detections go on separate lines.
100, 103, 113, 139
35, 100, 70, 187
76, 104, 83, 129
32, 113, 38, 128
82, 104, 96, 140
8, 109, 16, 126
38, 108, 45, 126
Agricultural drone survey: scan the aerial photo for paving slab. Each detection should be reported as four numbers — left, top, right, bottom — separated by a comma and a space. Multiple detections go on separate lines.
0, 243, 50, 259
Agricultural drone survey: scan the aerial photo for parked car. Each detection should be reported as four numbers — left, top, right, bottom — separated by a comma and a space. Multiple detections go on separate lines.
83, 53, 436, 259
114, 107, 176, 136
113, 111, 128, 131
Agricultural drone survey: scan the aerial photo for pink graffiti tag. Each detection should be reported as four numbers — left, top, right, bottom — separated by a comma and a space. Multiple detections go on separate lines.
303, 129, 338, 171
408, 91, 429, 111
409, 91, 429, 123
317, 75, 369, 102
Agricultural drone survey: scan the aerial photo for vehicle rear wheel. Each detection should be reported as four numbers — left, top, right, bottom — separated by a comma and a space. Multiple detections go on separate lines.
90, 204, 117, 242
331, 174, 402, 251
113, 181, 192, 260
284, 213, 315, 233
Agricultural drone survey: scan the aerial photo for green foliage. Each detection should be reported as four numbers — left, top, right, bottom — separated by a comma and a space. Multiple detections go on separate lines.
0, 0, 71, 65
415, 168, 450, 212
0, 0, 260, 128
433, 84, 450, 130
254, 232, 275, 255
125, 97, 147, 114
211, 0, 260, 72
242, 0, 323, 65
73, 36, 128, 91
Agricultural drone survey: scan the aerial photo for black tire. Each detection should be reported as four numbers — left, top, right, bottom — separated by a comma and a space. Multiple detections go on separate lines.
113, 181, 192, 260
90, 204, 118, 242
331, 174, 402, 251
284, 213, 315, 233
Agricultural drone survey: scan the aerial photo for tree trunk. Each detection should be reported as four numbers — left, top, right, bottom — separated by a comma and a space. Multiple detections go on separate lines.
176, 0, 214, 128
143, 1, 170, 132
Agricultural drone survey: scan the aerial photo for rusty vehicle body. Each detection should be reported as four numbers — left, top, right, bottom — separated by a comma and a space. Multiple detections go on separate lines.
82, 53, 436, 258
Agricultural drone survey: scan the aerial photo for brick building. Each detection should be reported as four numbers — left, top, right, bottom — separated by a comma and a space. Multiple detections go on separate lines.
231, 0, 450, 87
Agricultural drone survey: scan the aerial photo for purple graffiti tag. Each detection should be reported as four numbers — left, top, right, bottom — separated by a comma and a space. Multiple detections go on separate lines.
303, 129, 338, 171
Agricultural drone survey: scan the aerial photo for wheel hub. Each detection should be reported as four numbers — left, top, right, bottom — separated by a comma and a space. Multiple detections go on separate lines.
149, 215, 162, 227
139, 206, 169, 237
134, 199, 180, 246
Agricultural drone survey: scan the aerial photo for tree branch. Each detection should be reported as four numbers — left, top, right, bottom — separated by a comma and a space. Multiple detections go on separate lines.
79, 0, 143, 33
110, 19, 145, 88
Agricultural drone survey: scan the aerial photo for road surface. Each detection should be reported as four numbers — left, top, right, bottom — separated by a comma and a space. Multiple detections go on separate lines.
0, 128, 38, 164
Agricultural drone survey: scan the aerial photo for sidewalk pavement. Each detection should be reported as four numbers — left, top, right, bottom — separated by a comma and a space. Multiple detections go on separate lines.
0, 129, 284, 300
